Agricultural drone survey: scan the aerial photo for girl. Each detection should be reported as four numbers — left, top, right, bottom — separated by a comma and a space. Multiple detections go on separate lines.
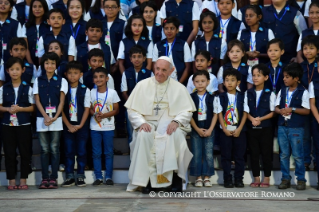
237, 5, 275, 65
33, 52, 68, 189
160, 0, 200, 45
187, 50, 218, 94
237, 0, 262, 28
117, 14, 153, 73
201, 0, 238, 17
61, 0, 87, 46
152, 17, 192, 84
140, 1, 165, 44
25, 0, 50, 67
261, 0, 307, 63
297, 1, 319, 63
88, 0, 126, 21
217, 39, 253, 93
191, 9, 221, 76
190, 70, 218, 187
0, 57, 35, 190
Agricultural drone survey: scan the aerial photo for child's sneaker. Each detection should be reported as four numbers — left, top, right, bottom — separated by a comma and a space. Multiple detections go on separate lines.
204, 179, 212, 187
105, 179, 114, 185
59, 164, 65, 171
195, 179, 203, 187
48, 179, 58, 189
93, 179, 103, 186
39, 179, 49, 189
278, 179, 291, 189
77, 178, 86, 187
296, 181, 306, 190
61, 179, 75, 187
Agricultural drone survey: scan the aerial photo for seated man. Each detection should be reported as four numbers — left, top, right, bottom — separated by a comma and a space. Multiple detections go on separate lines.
125, 56, 196, 193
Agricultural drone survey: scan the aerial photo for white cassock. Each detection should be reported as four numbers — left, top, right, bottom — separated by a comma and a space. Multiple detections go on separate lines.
125, 77, 196, 191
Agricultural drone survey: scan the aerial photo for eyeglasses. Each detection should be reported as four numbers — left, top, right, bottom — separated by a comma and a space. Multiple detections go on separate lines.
0, 1, 10, 5
104, 6, 118, 10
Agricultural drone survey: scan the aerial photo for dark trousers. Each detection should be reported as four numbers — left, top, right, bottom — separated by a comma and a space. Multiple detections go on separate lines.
310, 120, 319, 181
220, 131, 246, 181
2, 124, 32, 180
247, 127, 274, 177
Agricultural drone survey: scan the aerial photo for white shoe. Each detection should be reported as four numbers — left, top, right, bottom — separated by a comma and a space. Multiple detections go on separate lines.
59, 164, 65, 171
195, 179, 203, 187
204, 179, 212, 187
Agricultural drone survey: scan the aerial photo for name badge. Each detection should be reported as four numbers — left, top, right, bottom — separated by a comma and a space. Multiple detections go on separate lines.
252, 126, 262, 129
105, 35, 110, 46
10, 114, 17, 120
2, 43, 7, 50
46, 106, 56, 118
198, 108, 207, 121
247, 58, 259, 67
70, 112, 78, 122
226, 125, 237, 131
179, 25, 184, 32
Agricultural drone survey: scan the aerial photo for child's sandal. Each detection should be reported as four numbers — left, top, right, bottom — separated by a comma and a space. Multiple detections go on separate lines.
260, 182, 270, 188
203, 179, 212, 187
7, 185, 17, 190
250, 182, 261, 188
18, 185, 29, 190
195, 179, 203, 187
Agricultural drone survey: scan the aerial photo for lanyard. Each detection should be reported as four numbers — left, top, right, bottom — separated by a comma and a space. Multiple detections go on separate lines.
70, 25, 80, 40
250, 33, 256, 51
285, 88, 296, 107
198, 92, 207, 110
268, 66, 281, 89
69, 86, 77, 110
307, 64, 315, 84
219, 17, 230, 37
213, 1, 220, 17
274, 6, 289, 21
228, 93, 237, 121
96, 88, 108, 112
166, 38, 176, 57
256, 90, 263, 110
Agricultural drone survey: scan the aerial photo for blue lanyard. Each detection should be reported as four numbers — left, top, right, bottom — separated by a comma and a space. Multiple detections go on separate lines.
166, 38, 176, 57
213, 1, 220, 17
70, 25, 80, 40
198, 92, 207, 110
286, 88, 296, 107
274, 6, 289, 21
268, 66, 281, 89
256, 90, 263, 110
228, 93, 237, 121
96, 88, 108, 112
69, 86, 77, 109
250, 33, 256, 51
220, 17, 231, 35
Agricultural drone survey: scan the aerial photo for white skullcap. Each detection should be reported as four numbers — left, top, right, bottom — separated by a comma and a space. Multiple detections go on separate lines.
158, 56, 173, 66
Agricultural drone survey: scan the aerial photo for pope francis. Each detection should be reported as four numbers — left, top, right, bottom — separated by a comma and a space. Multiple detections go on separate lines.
125, 56, 196, 193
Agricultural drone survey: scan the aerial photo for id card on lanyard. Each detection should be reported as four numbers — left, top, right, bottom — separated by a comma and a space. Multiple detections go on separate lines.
247, 33, 259, 66
198, 92, 207, 121
1, 38, 6, 65
268, 66, 281, 94
10, 89, 18, 126
105, 30, 111, 46
284, 88, 296, 120
226, 93, 238, 131
69, 87, 78, 122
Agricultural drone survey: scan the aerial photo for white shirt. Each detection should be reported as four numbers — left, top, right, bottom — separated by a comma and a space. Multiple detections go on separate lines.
275, 88, 310, 109
309, 81, 316, 98
217, 65, 253, 85
245, 90, 276, 112
303, 0, 313, 17
201, 0, 238, 18
186, 73, 218, 94
237, 29, 275, 51
37, 36, 76, 58
160, 0, 200, 21
296, 30, 319, 52
90, 88, 120, 131
146, 25, 166, 42
33, 77, 68, 132
0, 21, 26, 39
117, 40, 154, 59
68, 87, 91, 122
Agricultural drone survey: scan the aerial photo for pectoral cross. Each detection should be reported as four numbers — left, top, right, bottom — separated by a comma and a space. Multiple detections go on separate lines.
154, 104, 161, 116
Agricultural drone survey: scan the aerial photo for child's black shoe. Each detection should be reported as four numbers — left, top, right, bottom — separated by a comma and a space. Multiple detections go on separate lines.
105, 179, 114, 186
93, 179, 103, 186
77, 178, 86, 187
39, 179, 49, 189
224, 180, 234, 188
61, 178, 75, 187
278, 180, 291, 189
234, 180, 244, 188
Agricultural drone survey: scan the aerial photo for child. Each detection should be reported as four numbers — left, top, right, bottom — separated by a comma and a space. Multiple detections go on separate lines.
0, 38, 37, 85
246, 63, 276, 188
77, 18, 113, 74
217, 39, 253, 93
88, 0, 126, 21
187, 50, 218, 94
201, 0, 238, 18
121, 45, 152, 144
237, 0, 262, 28
82, 48, 115, 90
25, 0, 50, 67
237, 5, 275, 65
265, 38, 285, 94
275, 62, 310, 190
160, 0, 200, 45
261, 0, 307, 63
152, 17, 192, 84
0, 57, 34, 190
37, 8, 76, 63
89, 67, 120, 186
191, 9, 221, 76
190, 70, 218, 187
118, 14, 153, 73
215, 68, 249, 188
61, 61, 90, 187
33, 52, 68, 189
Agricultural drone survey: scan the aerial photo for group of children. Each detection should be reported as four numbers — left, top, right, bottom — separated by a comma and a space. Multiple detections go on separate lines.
0, 0, 319, 191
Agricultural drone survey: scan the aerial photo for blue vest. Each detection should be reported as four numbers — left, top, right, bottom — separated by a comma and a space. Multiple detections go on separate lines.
223, 62, 249, 92
62, 19, 87, 46
89, 8, 105, 21
165, 0, 194, 41
132, 6, 140, 15
156, 38, 186, 81
83, 69, 94, 90
312, 79, 319, 122
36, 74, 63, 117
151, 23, 163, 44
300, 61, 319, 89
63, 83, 89, 127
0, 18, 19, 63
101, 17, 126, 59
262, 4, 299, 63
301, 27, 318, 38
15, 1, 28, 25
4, 60, 34, 84
76, 41, 111, 74
214, 15, 242, 44
122, 37, 151, 69
2, 82, 31, 125
219, 91, 246, 131
190, 92, 215, 129
291, 0, 306, 16
278, 84, 307, 127
265, 61, 286, 94
247, 88, 273, 128
239, 5, 263, 28
51, 0, 70, 20
124, 67, 152, 95
26, 22, 51, 65
42, 31, 70, 62
194, 34, 221, 76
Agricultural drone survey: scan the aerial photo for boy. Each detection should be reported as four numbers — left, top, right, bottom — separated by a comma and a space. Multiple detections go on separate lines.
37, 8, 76, 63
89, 67, 120, 186
215, 68, 249, 188
61, 61, 91, 187
121, 45, 152, 144
0, 38, 37, 86
275, 62, 310, 190
82, 48, 114, 90
77, 18, 114, 74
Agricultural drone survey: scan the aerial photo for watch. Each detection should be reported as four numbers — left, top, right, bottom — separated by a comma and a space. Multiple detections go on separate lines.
292, 107, 296, 113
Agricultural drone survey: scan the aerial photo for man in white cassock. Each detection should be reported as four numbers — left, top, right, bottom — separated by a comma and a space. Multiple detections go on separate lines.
125, 56, 196, 193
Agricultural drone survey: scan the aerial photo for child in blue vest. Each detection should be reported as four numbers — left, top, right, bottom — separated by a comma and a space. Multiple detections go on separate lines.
261, 0, 307, 64
153, 17, 192, 84
0, 57, 34, 190
217, 39, 253, 93
160, 0, 200, 45
237, 0, 262, 28
190, 70, 218, 187
77, 18, 113, 74
246, 63, 276, 188
37, 8, 76, 63
201, 0, 238, 18
118, 14, 153, 73
237, 5, 275, 65
121, 45, 152, 144
61, 61, 91, 187
90, 67, 120, 186
191, 9, 221, 76
0, 38, 37, 85
33, 52, 68, 189
215, 68, 249, 188
275, 62, 310, 190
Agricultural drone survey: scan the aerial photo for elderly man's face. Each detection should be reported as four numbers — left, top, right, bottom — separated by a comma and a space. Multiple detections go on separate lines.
154, 59, 174, 83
